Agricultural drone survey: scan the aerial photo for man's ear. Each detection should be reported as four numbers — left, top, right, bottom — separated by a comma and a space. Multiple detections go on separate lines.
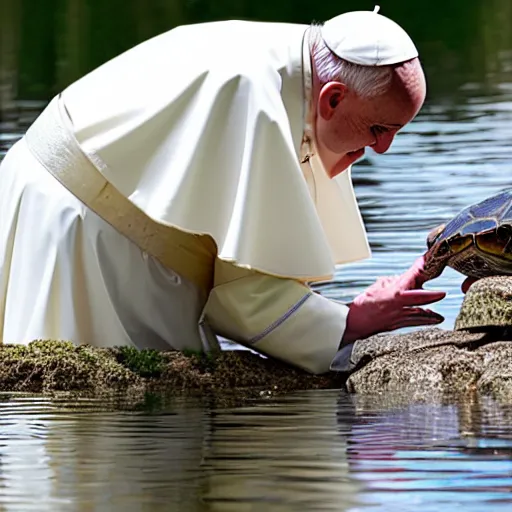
317, 82, 347, 120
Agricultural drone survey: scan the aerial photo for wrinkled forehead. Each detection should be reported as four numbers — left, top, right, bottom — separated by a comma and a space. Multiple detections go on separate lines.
392, 59, 426, 110
372, 62, 426, 125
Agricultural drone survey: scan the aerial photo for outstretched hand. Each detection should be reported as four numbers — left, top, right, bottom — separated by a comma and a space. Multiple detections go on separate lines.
342, 255, 446, 344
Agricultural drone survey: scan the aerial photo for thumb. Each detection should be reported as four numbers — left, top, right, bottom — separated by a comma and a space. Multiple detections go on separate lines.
400, 255, 428, 289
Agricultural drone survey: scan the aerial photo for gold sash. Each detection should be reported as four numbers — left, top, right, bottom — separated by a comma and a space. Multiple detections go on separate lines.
24, 95, 217, 296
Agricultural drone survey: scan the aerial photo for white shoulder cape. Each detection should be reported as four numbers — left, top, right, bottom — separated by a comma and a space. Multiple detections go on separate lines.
61, 20, 370, 282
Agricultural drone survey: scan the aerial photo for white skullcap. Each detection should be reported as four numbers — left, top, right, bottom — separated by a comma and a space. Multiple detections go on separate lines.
321, 6, 418, 66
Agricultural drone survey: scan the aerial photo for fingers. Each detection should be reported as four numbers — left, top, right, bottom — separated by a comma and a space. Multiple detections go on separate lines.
399, 289, 446, 306
388, 308, 444, 331
461, 277, 478, 294
371, 306, 444, 333
406, 307, 444, 323
400, 306, 444, 322
389, 317, 443, 331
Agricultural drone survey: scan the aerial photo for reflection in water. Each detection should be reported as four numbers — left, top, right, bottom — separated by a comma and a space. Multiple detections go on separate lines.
202, 393, 361, 511
346, 395, 512, 511
0, 392, 512, 510
0, 396, 210, 511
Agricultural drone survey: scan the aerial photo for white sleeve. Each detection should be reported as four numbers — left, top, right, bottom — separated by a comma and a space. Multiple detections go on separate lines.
203, 260, 348, 374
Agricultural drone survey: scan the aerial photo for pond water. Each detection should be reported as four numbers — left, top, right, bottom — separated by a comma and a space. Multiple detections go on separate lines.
1, 0, 512, 509
1, 391, 512, 511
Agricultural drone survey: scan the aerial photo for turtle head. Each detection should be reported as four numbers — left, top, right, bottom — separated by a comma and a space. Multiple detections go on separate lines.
422, 223, 451, 280
426, 223, 446, 249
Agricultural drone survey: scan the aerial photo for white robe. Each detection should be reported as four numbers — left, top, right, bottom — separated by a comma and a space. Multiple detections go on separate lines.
0, 20, 371, 374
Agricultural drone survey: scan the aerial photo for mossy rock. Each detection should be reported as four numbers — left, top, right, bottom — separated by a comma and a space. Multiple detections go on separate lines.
0, 340, 141, 393
0, 340, 344, 398
336, 327, 512, 400
115, 346, 165, 378
455, 276, 512, 332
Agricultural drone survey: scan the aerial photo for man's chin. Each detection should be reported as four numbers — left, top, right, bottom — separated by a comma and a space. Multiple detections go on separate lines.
330, 149, 365, 178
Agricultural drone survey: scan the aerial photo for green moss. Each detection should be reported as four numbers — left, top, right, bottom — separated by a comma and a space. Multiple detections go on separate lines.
116, 346, 164, 378
182, 349, 219, 373
0, 340, 344, 399
0, 340, 140, 394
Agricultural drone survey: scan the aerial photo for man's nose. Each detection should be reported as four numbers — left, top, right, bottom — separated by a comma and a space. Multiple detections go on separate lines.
372, 131, 396, 154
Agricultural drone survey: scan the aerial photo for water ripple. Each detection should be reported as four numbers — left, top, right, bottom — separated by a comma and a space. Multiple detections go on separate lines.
0, 390, 508, 510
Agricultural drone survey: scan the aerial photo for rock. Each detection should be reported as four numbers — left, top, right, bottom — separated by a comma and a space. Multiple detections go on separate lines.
330, 328, 487, 374
334, 276, 512, 399
475, 342, 512, 400
455, 276, 512, 332
344, 329, 490, 395
0, 339, 345, 399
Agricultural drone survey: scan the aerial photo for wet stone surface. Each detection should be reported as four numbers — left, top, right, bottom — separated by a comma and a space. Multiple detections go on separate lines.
342, 276, 512, 398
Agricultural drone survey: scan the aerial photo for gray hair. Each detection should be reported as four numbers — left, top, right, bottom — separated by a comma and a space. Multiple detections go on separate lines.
309, 24, 394, 98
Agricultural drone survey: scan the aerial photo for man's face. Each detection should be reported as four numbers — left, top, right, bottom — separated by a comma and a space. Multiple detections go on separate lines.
314, 60, 426, 178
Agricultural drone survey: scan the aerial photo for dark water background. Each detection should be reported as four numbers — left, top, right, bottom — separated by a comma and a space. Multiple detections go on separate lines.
1, 0, 512, 509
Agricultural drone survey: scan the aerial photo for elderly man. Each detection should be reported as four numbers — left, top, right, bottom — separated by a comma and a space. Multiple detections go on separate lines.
0, 8, 446, 374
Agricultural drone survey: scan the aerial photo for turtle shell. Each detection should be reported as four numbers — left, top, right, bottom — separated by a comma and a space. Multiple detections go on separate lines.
424, 189, 512, 279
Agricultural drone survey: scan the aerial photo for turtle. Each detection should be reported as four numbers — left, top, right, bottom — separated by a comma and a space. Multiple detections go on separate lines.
423, 188, 512, 281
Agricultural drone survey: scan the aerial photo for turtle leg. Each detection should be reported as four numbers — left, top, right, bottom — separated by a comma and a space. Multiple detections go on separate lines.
461, 276, 478, 294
